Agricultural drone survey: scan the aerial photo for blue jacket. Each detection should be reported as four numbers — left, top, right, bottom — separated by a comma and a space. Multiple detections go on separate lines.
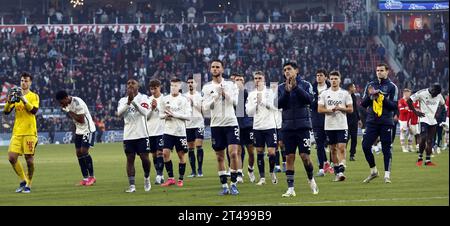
311, 81, 331, 128
361, 78, 398, 126
278, 76, 314, 131
236, 89, 253, 129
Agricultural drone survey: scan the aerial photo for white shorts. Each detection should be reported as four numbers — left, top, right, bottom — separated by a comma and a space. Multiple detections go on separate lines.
410, 124, 420, 135
399, 121, 409, 131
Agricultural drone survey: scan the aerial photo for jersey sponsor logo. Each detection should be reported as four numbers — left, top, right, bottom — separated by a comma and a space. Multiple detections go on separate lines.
127, 107, 137, 113
141, 102, 149, 109
327, 99, 343, 106
425, 100, 438, 106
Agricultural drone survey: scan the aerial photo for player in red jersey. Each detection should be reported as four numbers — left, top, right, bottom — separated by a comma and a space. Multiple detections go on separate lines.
398, 89, 412, 152
408, 99, 421, 153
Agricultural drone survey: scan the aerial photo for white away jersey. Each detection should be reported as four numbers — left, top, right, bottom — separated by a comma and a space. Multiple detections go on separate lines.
117, 93, 150, 140
202, 80, 239, 127
184, 91, 205, 129
318, 88, 353, 130
410, 89, 445, 125
147, 95, 165, 136
160, 94, 191, 137
67, 96, 96, 135
275, 109, 282, 129
246, 88, 278, 130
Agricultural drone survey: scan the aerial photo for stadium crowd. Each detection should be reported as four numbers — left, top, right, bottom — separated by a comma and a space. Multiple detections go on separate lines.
0, 22, 447, 134
391, 26, 449, 91
1, 25, 376, 132
2, 1, 340, 25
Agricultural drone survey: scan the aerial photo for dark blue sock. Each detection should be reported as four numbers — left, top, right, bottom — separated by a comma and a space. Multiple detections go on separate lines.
142, 158, 150, 178
257, 153, 265, 178
165, 160, 174, 178
339, 164, 345, 173
268, 154, 276, 173
220, 174, 227, 185
85, 154, 94, 177
334, 165, 340, 175
179, 163, 186, 180
286, 170, 294, 187
188, 148, 196, 174
77, 155, 88, 178
317, 143, 326, 169
157, 156, 164, 176
196, 146, 204, 172
230, 172, 238, 183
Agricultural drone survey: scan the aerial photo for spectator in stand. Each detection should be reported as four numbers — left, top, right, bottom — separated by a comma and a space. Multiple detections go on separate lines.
0, 20, 446, 134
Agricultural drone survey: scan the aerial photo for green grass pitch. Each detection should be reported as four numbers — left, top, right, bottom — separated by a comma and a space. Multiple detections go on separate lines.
0, 138, 448, 206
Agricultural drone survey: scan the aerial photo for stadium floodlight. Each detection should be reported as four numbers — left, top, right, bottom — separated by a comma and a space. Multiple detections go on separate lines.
70, 0, 84, 8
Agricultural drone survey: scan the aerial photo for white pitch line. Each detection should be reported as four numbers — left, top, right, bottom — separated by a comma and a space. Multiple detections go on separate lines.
241, 196, 449, 206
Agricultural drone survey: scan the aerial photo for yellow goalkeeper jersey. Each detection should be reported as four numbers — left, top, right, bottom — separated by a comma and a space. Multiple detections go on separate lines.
5, 91, 40, 136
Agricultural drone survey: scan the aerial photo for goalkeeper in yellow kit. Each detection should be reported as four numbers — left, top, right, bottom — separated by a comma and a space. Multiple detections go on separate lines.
3, 72, 40, 193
